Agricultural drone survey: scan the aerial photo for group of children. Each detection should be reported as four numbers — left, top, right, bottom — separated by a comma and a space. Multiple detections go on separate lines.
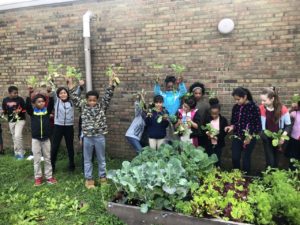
126, 75, 300, 173
0, 74, 299, 188
0, 75, 117, 188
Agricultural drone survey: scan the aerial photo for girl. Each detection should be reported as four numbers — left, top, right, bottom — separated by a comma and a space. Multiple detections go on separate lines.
144, 95, 169, 150
189, 82, 210, 147
203, 98, 228, 167
175, 96, 201, 146
50, 84, 82, 172
259, 87, 291, 168
125, 93, 146, 154
225, 87, 262, 174
286, 98, 300, 170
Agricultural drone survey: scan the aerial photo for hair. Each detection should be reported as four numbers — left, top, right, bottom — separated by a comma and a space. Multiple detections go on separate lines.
56, 87, 70, 100
153, 95, 164, 103
209, 98, 221, 110
231, 87, 253, 102
183, 96, 197, 109
8, 86, 18, 93
189, 82, 205, 95
261, 87, 282, 123
164, 75, 176, 84
32, 94, 46, 103
86, 90, 99, 99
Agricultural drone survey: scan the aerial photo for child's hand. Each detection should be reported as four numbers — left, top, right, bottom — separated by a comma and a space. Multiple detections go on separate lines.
155, 75, 160, 84
225, 125, 234, 133
177, 75, 183, 84
243, 138, 251, 146
291, 102, 298, 111
79, 80, 85, 87
46, 87, 52, 93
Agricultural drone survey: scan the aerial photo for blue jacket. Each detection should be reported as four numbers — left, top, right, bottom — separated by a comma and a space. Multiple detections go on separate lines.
154, 82, 187, 116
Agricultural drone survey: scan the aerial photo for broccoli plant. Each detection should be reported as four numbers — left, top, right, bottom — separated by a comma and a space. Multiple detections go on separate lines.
26, 76, 39, 88
65, 66, 82, 81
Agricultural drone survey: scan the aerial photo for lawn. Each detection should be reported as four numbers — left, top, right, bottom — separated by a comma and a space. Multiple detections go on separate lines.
0, 151, 126, 225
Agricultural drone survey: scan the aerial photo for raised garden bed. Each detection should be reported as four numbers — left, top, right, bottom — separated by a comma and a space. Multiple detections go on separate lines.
108, 202, 251, 225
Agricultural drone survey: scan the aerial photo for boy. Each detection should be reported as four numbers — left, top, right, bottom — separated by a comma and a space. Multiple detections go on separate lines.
26, 90, 57, 186
2, 86, 26, 159
67, 77, 116, 189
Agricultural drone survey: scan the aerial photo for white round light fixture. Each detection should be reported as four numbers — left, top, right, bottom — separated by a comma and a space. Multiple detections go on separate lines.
218, 18, 235, 34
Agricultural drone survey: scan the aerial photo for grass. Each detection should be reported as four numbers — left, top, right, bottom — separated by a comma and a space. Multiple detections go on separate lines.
0, 150, 126, 225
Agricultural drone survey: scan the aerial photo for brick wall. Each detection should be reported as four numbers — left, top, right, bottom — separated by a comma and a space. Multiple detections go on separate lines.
0, 0, 299, 172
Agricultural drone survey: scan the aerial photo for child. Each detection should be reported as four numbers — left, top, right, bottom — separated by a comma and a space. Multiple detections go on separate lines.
189, 82, 210, 123
2, 86, 26, 159
203, 98, 228, 167
125, 94, 146, 154
50, 84, 82, 172
259, 87, 291, 168
225, 87, 262, 174
175, 96, 201, 146
144, 95, 169, 150
154, 75, 187, 143
286, 99, 300, 170
67, 78, 116, 189
26, 92, 57, 186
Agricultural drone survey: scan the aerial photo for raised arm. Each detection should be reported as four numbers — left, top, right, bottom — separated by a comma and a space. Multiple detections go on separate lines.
67, 78, 85, 109
25, 97, 33, 116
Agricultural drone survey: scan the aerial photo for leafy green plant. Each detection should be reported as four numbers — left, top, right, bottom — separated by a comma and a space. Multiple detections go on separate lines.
201, 123, 219, 137
264, 129, 289, 147
26, 76, 39, 88
151, 63, 165, 83
171, 64, 185, 76
66, 66, 82, 81
108, 142, 217, 213
291, 94, 300, 103
105, 64, 122, 86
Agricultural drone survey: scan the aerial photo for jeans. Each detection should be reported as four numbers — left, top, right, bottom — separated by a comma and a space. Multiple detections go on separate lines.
9, 120, 25, 156
232, 138, 256, 174
51, 125, 74, 171
83, 135, 106, 179
126, 136, 142, 153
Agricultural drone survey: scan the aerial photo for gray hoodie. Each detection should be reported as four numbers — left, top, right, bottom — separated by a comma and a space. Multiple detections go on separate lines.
53, 87, 81, 126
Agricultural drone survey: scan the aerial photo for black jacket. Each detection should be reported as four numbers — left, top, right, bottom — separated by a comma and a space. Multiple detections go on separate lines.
26, 97, 54, 140
2, 96, 26, 122
203, 114, 228, 148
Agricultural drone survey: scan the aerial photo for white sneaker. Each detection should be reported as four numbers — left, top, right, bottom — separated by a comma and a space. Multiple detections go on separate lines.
27, 155, 34, 160
41, 157, 44, 161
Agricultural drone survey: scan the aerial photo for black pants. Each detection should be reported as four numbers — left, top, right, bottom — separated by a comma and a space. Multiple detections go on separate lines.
261, 133, 280, 168
206, 144, 223, 167
51, 125, 75, 171
232, 138, 256, 174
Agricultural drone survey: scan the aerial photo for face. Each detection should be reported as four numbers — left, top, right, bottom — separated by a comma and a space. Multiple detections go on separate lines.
193, 89, 203, 101
87, 96, 98, 107
34, 98, 46, 109
210, 108, 220, 120
233, 95, 248, 105
59, 90, 68, 101
260, 94, 274, 107
9, 90, 18, 98
154, 101, 163, 110
166, 82, 174, 91
182, 103, 191, 113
